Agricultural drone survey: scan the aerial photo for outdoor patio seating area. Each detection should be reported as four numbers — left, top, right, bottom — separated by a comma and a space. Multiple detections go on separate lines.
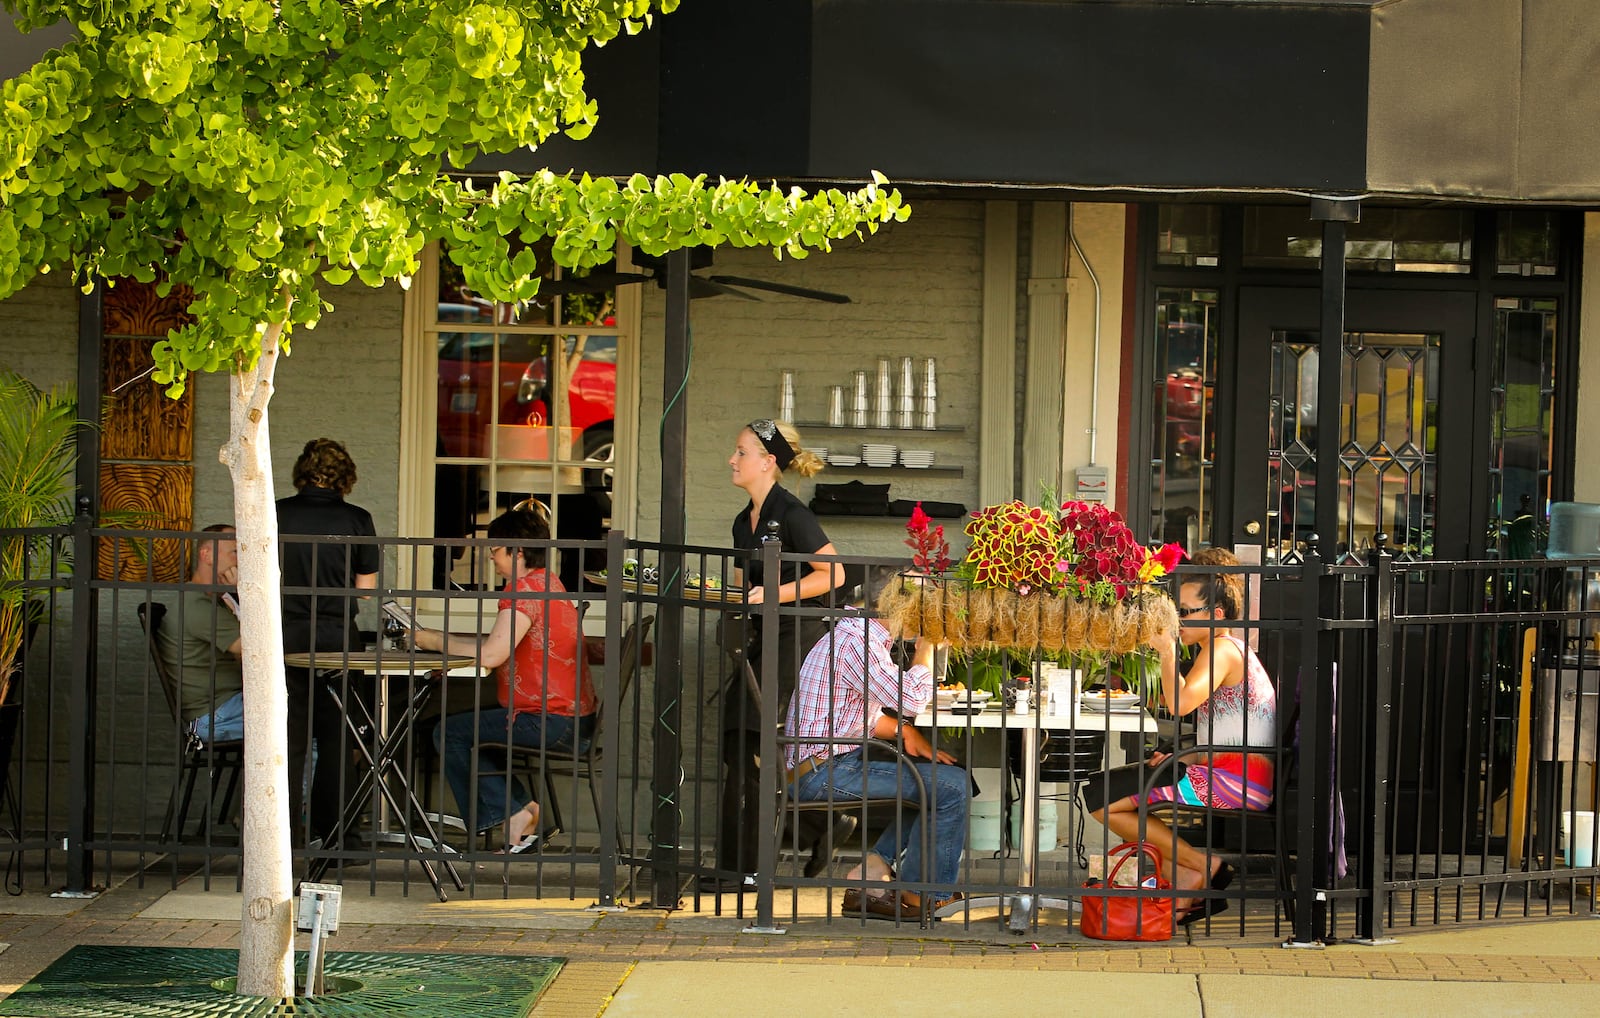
1, 525, 1597, 945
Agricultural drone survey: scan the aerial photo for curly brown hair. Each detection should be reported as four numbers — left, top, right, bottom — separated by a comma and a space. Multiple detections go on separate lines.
1184, 546, 1244, 620
291, 438, 358, 495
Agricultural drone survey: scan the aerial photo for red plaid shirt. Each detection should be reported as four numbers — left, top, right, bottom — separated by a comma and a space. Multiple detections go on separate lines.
784, 613, 933, 770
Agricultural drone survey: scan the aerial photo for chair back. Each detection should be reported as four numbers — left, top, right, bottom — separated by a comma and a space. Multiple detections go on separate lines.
136, 602, 185, 725
586, 614, 653, 752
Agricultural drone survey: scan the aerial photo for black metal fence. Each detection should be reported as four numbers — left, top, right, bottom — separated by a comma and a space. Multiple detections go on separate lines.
1, 515, 1595, 942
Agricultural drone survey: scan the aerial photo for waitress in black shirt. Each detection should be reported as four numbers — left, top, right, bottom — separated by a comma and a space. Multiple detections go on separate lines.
708, 419, 845, 890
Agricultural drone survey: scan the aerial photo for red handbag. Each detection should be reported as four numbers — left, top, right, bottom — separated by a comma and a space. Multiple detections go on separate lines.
1079, 841, 1175, 942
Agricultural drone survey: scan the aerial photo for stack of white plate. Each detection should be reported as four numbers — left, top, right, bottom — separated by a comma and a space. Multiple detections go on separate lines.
829, 452, 861, 466
900, 449, 935, 469
861, 442, 898, 467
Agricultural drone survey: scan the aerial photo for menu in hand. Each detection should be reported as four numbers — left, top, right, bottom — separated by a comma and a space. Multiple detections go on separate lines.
381, 600, 416, 632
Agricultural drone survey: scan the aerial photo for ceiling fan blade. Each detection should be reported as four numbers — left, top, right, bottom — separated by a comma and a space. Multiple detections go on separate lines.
537, 271, 654, 296
707, 275, 852, 304
690, 277, 762, 301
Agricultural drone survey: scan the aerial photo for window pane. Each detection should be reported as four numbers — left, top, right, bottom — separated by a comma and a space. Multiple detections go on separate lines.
1496, 211, 1560, 277
1268, 330, 1439, 564
1243, 206, 1473, 274
1488, 297, 1557, 556
429, 241, 624, 591
1155, 205, 1221, 268
1147, 288, 1218, 550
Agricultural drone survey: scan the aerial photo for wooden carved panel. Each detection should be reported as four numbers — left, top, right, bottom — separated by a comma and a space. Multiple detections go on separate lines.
98, 463, 193, 583
100, 336, 193, 462
102, 277, 195, 337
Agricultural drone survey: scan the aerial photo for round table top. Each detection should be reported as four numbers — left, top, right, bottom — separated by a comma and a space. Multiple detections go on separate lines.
283, 649, 477, 674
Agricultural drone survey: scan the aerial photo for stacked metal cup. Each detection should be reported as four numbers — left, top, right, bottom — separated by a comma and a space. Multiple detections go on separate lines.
898, 356, 916, 428
779, 369, 795, 423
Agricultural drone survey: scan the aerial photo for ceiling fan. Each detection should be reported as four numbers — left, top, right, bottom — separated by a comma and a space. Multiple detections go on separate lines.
542, 248, 852, 303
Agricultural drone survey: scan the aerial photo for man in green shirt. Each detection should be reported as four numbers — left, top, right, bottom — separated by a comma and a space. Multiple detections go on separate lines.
155, 524, 246, 743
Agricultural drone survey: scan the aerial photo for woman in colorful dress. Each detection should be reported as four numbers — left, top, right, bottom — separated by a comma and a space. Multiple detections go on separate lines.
1085, 547, 1276, 924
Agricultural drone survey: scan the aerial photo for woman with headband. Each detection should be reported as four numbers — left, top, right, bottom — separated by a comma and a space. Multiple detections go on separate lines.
704, 418, 846, 892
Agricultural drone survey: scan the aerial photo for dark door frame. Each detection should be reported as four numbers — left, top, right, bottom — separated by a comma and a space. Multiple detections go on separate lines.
1128, 204, 1585, 555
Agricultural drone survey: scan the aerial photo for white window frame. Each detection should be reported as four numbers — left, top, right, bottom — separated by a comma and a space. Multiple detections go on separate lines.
398, 240, 641, 597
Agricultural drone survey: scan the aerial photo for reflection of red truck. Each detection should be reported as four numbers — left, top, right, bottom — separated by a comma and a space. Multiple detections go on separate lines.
436, 302, 616, 470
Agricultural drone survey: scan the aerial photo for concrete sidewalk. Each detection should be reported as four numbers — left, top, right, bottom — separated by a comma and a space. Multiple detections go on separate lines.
0, 872, 1596, 1017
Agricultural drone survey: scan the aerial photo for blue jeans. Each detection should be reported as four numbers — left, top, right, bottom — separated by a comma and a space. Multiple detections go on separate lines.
792, 749, 970, 886
434, 708, 595, 833
191, 691, 246, 744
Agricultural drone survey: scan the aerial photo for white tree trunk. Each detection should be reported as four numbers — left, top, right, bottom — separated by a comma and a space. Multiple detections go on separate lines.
225, 325, 296, 998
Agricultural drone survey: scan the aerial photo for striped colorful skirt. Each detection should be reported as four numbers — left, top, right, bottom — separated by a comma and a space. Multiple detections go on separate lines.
1143, 753, 1274, 811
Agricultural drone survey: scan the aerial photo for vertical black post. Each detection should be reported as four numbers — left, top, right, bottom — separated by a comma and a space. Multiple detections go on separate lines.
1357, 535, 1394, 941
596, 527, 627, 907
650, 248, 691, 906
751, 541, 781, 931
1291, 542, 1324, 945
67, 279, 104, 894
1310, 199, 1357, 561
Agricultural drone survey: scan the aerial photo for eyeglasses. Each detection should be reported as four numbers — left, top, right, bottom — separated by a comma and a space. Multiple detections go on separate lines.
1176, 605, 1211, 617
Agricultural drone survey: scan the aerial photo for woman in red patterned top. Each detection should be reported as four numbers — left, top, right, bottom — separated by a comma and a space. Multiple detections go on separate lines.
413, 505, 595, 853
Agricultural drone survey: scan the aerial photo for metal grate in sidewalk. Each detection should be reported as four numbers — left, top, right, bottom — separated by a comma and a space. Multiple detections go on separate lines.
0, 946, 562, 1017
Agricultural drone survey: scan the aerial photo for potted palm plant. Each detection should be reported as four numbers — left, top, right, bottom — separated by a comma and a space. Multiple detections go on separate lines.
0, 371, 83, 783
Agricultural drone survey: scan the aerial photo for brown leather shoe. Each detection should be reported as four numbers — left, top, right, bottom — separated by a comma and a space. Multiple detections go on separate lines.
898, 890, 964, 917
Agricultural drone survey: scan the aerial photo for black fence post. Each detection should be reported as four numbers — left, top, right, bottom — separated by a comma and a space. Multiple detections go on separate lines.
596, 528, 627, 908
65, 497, 98, 894
751, 540, 782, 932
649, 249, 692, 907
1357, 535, 1394, 941
1290, 541, 1325, 945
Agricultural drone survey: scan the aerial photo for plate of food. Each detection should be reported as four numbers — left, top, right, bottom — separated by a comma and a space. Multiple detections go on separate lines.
936, 685, 994, 709
1079, 689, 1143, 711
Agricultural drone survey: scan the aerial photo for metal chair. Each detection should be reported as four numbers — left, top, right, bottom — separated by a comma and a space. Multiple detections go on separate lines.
1140, 670, 1303, 925
752, 659, 935, 922
489, 614, 653, 839
136, 602, 245, 842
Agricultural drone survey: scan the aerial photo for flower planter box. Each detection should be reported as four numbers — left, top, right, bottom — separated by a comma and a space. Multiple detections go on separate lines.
875, 582, 1177, 654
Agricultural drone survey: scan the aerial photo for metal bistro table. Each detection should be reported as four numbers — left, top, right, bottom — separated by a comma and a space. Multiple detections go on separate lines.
913, 700, 1156, 933
287, 648, 477, 901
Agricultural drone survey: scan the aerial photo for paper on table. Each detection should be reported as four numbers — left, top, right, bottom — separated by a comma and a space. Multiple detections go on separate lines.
381, 600, 417, 630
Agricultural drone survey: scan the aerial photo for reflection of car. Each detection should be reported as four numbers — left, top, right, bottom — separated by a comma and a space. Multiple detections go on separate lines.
436, 304, 616, 487
1164, 369, 1204, 462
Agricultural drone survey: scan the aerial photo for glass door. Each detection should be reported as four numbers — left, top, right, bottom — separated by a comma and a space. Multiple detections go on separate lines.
1231, 288, 1479, 564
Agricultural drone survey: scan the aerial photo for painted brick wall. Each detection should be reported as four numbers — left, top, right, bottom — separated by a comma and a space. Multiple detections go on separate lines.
189, 281, 406, 537
0, 272, 78, 387
633, 200, 986, 558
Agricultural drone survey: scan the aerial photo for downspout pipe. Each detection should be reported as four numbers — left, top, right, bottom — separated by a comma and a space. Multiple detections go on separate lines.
1067, 211, 1103, 466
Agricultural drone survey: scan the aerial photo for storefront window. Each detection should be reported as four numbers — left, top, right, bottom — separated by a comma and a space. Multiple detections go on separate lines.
1155, 205, 1221, 267
1487, 297, 1557, 556
430, 243, 625, 591
1146, 288, 1218, 551
1243, 207, 1473, 273
1496, 211, 1559, 277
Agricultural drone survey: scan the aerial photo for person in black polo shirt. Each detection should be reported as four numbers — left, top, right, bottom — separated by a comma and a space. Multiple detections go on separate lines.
278, 437, 380, 846
704, 419, 847, 892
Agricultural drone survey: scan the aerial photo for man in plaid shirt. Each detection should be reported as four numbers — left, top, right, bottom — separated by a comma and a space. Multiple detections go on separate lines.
785, 609, 970, 920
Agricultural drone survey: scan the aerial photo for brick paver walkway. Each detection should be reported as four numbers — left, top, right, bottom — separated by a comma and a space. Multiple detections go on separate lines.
2, 879, 1597, 1017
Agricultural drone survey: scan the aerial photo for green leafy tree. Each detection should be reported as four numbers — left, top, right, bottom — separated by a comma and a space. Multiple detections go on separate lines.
0, 0, 908, 996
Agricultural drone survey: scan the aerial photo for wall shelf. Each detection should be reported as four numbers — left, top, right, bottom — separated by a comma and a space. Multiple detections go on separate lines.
825, 465, 964, 476
796, 421, 965, 435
